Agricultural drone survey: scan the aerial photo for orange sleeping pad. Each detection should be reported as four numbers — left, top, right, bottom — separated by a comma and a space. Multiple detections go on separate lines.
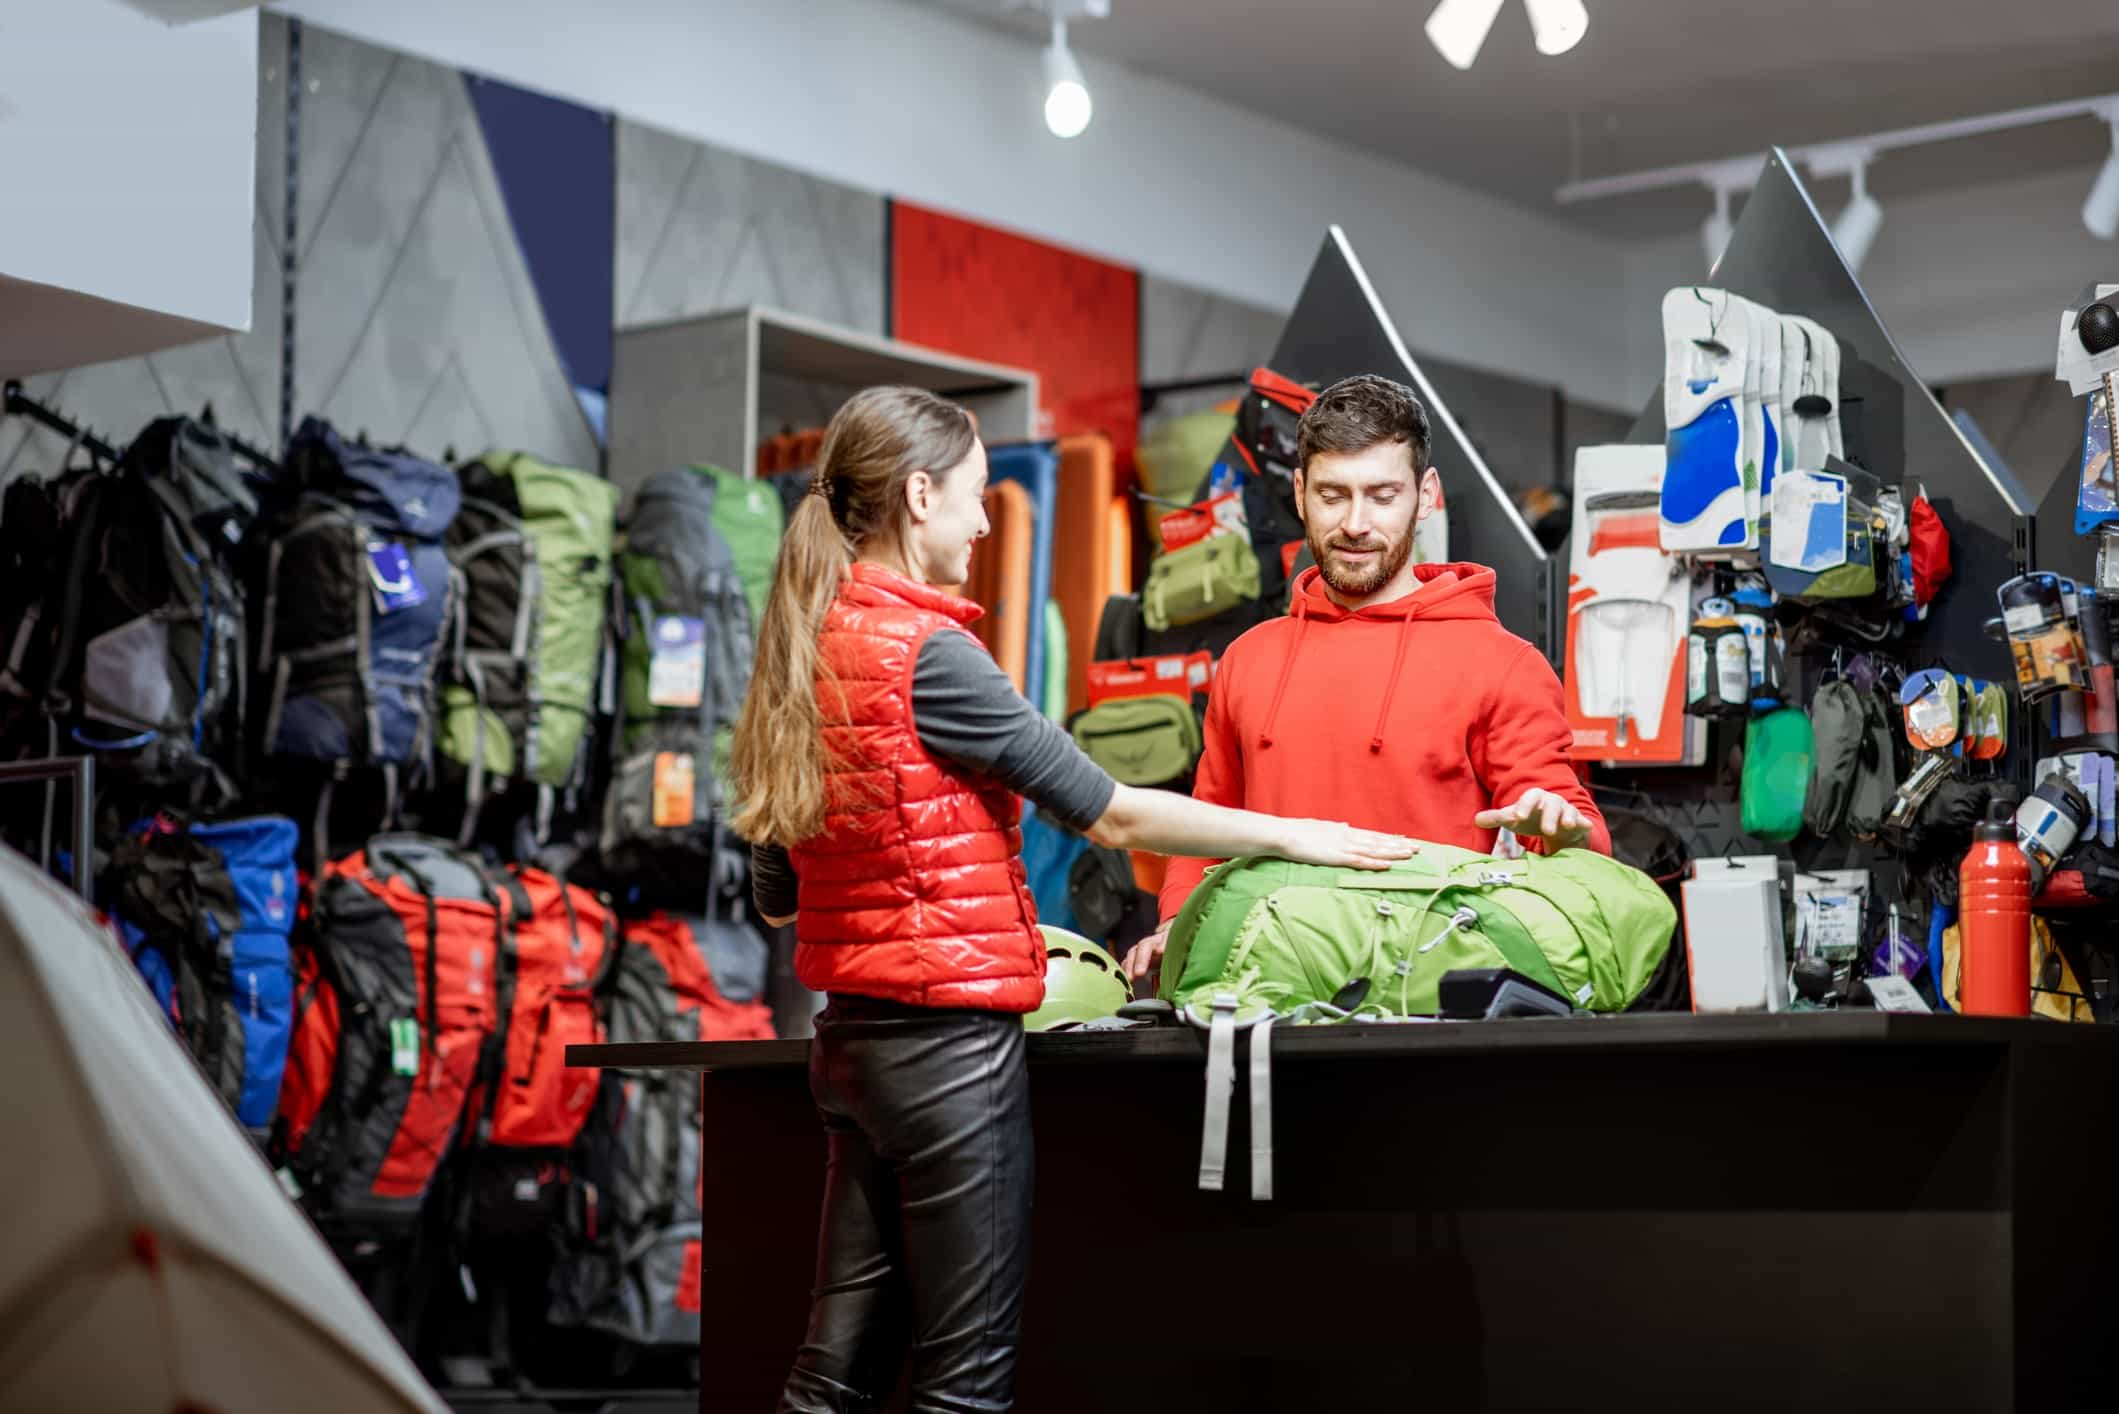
962, 478, 1033, 694
1052, 434, 1131, 714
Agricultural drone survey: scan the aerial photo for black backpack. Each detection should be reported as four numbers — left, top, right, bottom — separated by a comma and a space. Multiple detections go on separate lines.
253, 420, 462, 848
45, 417, 256, 800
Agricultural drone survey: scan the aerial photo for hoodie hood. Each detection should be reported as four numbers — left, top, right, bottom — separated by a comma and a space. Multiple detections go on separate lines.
1289, 561, 1500, 624
1262, 561, 1501, 754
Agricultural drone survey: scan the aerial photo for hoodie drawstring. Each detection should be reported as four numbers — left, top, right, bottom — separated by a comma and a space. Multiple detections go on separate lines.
1369, 609, 1416, 753
1257, 596, 1309, 750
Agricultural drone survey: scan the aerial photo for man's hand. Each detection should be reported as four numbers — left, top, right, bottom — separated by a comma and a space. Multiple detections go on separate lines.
1122, 921, 1172, 991
1474, 788, 1591, 852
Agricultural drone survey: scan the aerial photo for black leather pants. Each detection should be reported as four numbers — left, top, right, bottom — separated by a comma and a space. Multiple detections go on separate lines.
777, 995, 1033, 1414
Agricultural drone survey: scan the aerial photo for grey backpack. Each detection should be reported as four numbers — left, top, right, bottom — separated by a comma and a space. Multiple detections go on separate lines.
1807, 680, 1896, 840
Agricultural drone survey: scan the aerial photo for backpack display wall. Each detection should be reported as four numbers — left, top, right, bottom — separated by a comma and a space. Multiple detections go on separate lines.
1159, 844, 1676, 1021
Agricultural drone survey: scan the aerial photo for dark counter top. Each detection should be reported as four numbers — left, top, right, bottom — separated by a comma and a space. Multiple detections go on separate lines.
568, 1010, 2114, 1072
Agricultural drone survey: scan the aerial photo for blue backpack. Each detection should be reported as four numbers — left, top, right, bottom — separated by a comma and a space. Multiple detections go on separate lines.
257, 420, 461, 830
108, 815, 301, 1135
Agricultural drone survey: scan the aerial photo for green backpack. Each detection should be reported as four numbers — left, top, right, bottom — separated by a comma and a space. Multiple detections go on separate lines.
470, 452, 618, 793
690, 463, 782, 630
1741, 708, 1814, 843
1160, 843, 1676, 1022
602, 468, 755, 881
1069, 693, 1201, 786
1143, 534, 1260, 632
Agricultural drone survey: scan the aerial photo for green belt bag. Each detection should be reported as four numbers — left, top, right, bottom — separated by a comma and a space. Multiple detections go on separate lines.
1143, 533, 1261, 632
1069, 693, 1201, 786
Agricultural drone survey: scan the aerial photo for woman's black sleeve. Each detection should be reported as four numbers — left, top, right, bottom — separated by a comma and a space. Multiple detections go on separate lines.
751, 841, 799, 920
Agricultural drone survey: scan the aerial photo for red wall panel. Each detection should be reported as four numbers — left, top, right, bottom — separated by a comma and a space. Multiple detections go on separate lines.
890, 202, 1138, 468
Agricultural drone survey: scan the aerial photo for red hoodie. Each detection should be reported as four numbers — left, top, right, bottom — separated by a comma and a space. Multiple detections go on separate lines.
1158, 561, 1609, 922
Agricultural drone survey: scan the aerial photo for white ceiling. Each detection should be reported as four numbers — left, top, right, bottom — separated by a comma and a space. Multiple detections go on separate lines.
938, 0, 2119, 239
115, 0, 267, 22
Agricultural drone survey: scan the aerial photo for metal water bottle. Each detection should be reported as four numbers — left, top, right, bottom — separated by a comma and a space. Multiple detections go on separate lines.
1959, 800, 2032, 1017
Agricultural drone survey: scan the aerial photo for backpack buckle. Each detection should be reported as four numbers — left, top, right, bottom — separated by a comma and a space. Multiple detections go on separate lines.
1478, 869, 1518, 885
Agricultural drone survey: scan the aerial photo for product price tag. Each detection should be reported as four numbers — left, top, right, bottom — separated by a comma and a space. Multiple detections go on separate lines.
367, 540, 426, 613
652, 751, 696, 827
1865, 975, 1932, 1014
647, 614, 706, 707
389, 1016, 420, 1076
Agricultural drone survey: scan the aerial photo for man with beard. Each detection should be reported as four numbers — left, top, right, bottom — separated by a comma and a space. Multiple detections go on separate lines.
1123, 373, 1608, 985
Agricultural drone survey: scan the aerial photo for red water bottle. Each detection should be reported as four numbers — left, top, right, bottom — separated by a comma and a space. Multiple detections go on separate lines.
1958, 800, 2031, 1017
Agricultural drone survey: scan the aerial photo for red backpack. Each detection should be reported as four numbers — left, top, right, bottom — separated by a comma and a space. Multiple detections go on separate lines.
473, 864, 617, 1151
274, 836, 503, 1236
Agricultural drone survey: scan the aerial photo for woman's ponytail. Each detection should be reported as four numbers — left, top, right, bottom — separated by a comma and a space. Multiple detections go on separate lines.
729, 490, 850, 846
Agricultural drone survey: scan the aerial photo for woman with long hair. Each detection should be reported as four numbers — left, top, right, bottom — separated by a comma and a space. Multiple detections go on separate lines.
732, 386, 1411, 1413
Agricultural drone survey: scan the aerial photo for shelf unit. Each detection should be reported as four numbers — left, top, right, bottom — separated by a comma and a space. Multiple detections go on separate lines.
608, 305, 1040, 494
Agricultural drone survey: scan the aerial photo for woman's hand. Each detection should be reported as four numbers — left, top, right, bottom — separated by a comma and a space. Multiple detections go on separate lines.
1276, 819, 1417, 870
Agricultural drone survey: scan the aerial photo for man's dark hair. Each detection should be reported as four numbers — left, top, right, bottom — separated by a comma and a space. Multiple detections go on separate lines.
1296, 374, 1431, 475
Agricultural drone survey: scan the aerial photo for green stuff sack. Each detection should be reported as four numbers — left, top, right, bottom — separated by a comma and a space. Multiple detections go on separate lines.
1137, 409, 1235, 544
1159, 843, 1675, 1020
1742, 707, 1814, 842
1042, 598, 1069, 723
1142, 533, 1260, 632
1069, 693, 1200, 786
468, 452, 617, 791
690, 463, 782, 630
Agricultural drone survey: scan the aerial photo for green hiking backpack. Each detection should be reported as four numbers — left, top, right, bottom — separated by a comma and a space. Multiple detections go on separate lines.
601, 468, 756, 885
689, 463, 782, 630
1742, 707, 1814, 842
1069, 693, 1201, 787
1159, 843, 1675, 1022
1143, 534, 1260, 632
462, 452, 618, 796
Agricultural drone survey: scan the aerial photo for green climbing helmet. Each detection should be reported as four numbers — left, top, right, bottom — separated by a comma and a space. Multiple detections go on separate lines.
1024, 927, 1130, 1031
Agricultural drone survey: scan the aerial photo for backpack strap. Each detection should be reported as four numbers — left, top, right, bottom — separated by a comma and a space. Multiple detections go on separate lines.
1197, 991, 1240, 1192
1248, 1015, 1274, 1202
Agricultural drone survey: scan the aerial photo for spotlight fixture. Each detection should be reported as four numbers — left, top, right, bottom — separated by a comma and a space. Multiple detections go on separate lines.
1524, 0, 1588, 56
2085, 108, 2119, 240
1425, 0, 1505, 70
1426, 0, 1586, 70
1042, 15, 1092, 139
1830, 159, 1884, 274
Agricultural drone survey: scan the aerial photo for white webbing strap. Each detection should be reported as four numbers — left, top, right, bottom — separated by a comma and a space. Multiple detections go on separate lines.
1198, 993, 1239, 1192
1249, 1015, 1274, 1201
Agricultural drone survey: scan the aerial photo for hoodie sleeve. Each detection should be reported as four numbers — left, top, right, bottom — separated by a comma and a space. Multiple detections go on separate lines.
1156, 641, 1248, 923
1472, 641, 1611, 856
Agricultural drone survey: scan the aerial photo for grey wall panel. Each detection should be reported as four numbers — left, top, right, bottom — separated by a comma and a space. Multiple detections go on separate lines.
0, 15, 287, 480
1941, 372, 2082, 512
294, 25, 596, 471
1140, 276, 1284, 384
615, 120, 884, 336
1419, 356, 1558, 497
1560, 400, 1638, 485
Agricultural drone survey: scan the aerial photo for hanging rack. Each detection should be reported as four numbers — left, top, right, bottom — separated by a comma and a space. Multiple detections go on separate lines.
4, 380, 280, 474
2, 380, 121, 465
196, 401, 281, 474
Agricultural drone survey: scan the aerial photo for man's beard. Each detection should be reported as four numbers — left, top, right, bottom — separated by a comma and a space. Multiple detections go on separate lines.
1311, 520, 1416, 597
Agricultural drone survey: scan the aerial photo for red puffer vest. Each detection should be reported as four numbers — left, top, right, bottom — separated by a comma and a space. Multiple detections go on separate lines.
788, 563, 1045, 1012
